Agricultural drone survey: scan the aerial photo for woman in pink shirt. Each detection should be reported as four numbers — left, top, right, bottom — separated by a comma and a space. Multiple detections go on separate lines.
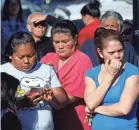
41, 20, 92, 130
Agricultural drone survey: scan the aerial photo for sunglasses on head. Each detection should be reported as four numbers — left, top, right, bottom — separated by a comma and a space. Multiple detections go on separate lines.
33, 21, 47, 27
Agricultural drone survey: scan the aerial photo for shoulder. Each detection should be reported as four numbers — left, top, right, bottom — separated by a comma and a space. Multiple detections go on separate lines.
86, 65, 101, 77
76, 50, 91, 61
123, 42, 136, 52
43, 36, 52, 42
40, 63, 53, 69
75, 50, 93, 67
41, 52, 57, 63
1, 63, 10, 72
125, 62, 139, 75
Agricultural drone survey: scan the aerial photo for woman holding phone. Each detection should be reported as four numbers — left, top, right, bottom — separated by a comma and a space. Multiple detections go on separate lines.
1, 32, 68, 130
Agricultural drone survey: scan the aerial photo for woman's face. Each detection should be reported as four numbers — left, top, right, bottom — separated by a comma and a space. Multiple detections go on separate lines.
8, 0, 20, 16
53, 33, 77, 60
102, 19, 119, 31
9, 43, 36, 72
97, 40, 124, 63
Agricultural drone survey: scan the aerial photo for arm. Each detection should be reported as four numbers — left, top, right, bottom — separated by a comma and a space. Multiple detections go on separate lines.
94, 75, 139, 116
43, 87, 69, 109
46, 15, 60, 26
84, 59, 123, 111
45, 66, 69, 109
84, 76, 114, 112
51, 87, 69, 109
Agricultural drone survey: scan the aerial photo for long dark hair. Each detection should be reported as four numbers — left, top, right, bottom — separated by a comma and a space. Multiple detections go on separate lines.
1, 72, 20, 114
2, 0, 24, 22
3, 32, 36, 62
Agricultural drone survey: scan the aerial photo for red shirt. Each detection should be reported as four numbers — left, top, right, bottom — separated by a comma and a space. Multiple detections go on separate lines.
78, 19, 100, 46
41, 50, 92, 130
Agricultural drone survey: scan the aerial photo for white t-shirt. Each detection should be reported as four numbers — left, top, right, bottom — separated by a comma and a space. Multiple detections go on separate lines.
1, 62, 61, 130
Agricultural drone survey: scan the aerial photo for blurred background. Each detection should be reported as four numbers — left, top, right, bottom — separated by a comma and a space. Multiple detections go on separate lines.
1, 0, 133, 34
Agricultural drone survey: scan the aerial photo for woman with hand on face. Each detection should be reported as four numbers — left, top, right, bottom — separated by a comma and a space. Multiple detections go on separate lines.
41, 20, 92, 130
1, 32, 68, 130
84, 29, 139, 130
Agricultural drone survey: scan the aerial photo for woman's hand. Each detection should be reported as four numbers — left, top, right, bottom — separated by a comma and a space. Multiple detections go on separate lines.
43, 88, 54, 103
104, 58, 122, 78
84, 107, 93, 126
25, 91, 43, 106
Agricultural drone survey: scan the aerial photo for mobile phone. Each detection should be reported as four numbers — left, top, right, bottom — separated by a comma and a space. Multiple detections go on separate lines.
30, 87, 44, 95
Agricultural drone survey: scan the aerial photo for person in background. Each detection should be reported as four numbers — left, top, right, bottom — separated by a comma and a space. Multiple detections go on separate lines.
41, 20, 92, 130
101, 10, 138, 66
1, 72, 22, 130
80, 10, 138, 67
27, 12, 55, 61
85, 29, 139, 130
121, 19, 133, 45
78, 0, 101, 46
1, 0, 28, 56
1, 32, 68, 130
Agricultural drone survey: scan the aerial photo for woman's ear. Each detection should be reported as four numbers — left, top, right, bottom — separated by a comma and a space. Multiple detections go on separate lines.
97, 48, 103, 59
74, 35, 78, 45
9, 56, 12, 60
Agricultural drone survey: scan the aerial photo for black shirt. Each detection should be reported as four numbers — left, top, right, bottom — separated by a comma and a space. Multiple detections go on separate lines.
35, 36, 55, 61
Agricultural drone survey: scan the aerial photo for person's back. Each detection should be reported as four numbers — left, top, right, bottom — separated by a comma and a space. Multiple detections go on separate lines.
78, 0, 101, 46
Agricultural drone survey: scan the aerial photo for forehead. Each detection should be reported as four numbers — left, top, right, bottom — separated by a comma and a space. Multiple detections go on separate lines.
14, 43, 35, 54
103, 40, 123, 51
102, 19, 118, 26
29, 13, 41, 23
53, 33, 72, 39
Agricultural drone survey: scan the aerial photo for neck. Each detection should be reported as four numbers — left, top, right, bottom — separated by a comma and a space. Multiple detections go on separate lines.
58, 56, 72, 69
33, 36, 41, 42
86, 17, 98, 25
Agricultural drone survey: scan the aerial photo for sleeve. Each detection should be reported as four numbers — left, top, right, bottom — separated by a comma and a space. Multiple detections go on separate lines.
46, 15, 61, 26
49, 66, 61, 88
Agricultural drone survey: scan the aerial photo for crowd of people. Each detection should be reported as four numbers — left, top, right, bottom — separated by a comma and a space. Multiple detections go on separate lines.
1, 0, 139, 130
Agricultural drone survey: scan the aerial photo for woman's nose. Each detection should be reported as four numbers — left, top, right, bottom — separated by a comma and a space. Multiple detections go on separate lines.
24, 57, 29, 64
58, 43, 64, 49
114, 52, 120, 59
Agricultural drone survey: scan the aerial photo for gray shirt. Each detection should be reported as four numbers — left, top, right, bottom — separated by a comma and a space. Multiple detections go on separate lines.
1, 62, 61, 130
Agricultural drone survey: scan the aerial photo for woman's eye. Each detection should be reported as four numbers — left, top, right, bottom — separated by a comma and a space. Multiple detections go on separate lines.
54, 41, 59, 44
18, 57, 24, 59
109, 52, 114, 55
63, 40, 69, 43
